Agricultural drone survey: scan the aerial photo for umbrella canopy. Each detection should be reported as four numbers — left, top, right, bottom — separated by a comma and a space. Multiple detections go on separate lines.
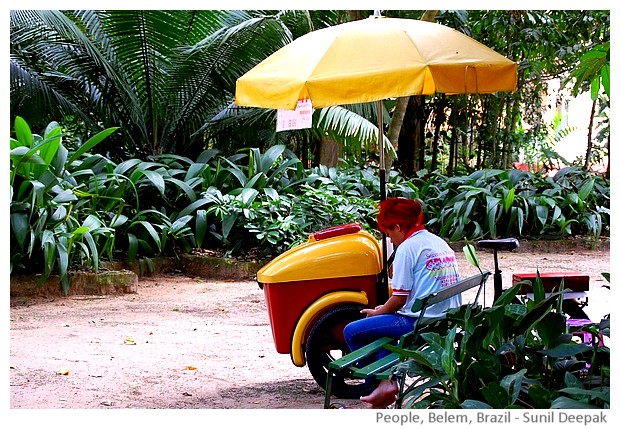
234, 15, 518, 303
235, 16, 517, 110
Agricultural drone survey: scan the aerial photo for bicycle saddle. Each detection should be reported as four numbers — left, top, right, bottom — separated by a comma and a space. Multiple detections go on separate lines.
477, 238, 520, 251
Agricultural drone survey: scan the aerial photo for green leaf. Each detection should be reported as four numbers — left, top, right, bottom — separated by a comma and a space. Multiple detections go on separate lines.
166, 177, 197, 202
178, 197, 214, 218
535, 311, 566, 349
67, 127, 119, 164
195, 209, 207, 248
539, 343, 591, 358
10, 212, 29, 249
38, 122, 62, 167
481, 382, 510, 408
559, 387, 609, 403
462, 244, 480, 269
134, 221, 162, 252
114, 159, 143, 176
500, 369, 527, 405
52, 189, 77, 203
222, 213, 237, 239
577, 178, 595, 201
127, 233, 138, 262
460, 399, 493, 409
601, 63, 610, 96
535, 205, 549, 227
14, 116, 33, 148
550, 396, 599, 409
141, 169, 165, 194
82, 231, 99, 270
41, 230, 57, 278
110, 214, 129, 228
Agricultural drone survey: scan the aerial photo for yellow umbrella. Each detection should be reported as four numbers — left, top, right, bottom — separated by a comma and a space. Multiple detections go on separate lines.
235, 15, 517, 198
235, 15, 517, 110
235, 15, 518, 299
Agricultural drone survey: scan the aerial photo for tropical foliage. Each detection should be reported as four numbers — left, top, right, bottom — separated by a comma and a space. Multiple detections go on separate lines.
416, 167, 609, 241
390, 277, 610, 408
10, 117, 609, 292
9, 9, 611, 291
10, 10, 610, 175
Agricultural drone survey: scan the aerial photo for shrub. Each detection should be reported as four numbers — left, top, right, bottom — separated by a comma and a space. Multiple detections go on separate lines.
390, 277, 610, 409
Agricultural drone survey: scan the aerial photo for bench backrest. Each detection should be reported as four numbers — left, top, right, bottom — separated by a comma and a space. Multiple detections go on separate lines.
411, 271, 491, 314
399, 270, 491, 349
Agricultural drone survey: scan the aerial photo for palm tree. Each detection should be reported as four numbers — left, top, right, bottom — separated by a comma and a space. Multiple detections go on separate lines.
10, 10, 293, 158
11, 9, 386, 164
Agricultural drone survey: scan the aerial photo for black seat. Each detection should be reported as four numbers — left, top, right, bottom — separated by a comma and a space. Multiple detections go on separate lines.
477, 238, 520, 251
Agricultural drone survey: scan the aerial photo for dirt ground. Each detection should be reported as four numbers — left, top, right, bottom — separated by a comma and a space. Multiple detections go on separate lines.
8, 245, 610, 411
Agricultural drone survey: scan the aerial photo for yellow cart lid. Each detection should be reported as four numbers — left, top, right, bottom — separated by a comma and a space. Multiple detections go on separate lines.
257, 225, 382, 284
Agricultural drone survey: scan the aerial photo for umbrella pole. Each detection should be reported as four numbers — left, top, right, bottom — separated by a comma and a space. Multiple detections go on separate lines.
377, 100, 389, 304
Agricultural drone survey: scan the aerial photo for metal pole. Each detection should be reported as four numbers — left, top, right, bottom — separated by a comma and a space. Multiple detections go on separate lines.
377, 99, 389, 304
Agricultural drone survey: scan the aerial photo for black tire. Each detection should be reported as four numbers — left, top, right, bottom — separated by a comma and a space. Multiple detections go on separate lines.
305, 304, 379, 399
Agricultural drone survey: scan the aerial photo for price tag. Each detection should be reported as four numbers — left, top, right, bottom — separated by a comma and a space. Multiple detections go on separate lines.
276, 99, 313, 131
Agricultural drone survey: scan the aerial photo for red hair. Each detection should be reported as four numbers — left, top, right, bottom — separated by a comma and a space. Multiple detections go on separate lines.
377, 198, 424, 233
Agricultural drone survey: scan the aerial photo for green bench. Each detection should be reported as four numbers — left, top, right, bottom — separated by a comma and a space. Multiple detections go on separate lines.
323, 270, 491, 409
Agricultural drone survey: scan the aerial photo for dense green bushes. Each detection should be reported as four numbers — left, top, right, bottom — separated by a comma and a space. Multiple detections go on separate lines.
416, 168, 609, 241
10, 118, 610, 291
391, 278, 609, 408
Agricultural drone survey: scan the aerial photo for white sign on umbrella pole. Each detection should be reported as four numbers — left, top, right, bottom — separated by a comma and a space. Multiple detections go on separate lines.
276, 99, 313, 131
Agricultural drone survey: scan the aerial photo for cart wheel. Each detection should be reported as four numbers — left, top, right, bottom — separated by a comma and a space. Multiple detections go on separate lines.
305, 304, 378, 399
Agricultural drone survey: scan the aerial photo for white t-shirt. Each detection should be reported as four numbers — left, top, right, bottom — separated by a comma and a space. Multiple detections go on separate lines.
391, 229, 461, 318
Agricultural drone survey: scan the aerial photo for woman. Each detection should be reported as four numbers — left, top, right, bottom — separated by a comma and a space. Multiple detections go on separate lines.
343, 197, 461, 408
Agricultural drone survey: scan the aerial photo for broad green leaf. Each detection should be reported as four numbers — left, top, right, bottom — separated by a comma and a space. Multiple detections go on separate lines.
114, 159, 143, 176
134, 221, 162, 252
504, 187, 515, 213
141, 169, 165, 194
559, 387, 609, 403
14, 116, 33, 148
10, 212, 29, 249
535, 312, 566, 349
481, 382, 510, 408
166, 177, 197, 202
52, 189, 77, 203
222, 213, 237, 239
67, 127, 119, 164
110, 214, 129, 228
195, 209, 207, 248
39, 122, 62, 166
460, 400, 493, 409
82, 231, 99, 270
178, 197, 214, 218
550, 396, 599, 409
184, 163, 208, 180
462, 244, 480, 269
539, 343, 591, 358
535, 205, 548, 226
577, 178, 595, 201
500, 369, 527, 405
171, 215, 192, 231
127, 233, 138, 262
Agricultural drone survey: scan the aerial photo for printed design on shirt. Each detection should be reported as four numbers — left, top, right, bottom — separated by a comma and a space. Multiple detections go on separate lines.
425, 250, 460, 287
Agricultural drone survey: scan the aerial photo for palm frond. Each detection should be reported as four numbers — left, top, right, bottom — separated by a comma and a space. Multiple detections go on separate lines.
317, 106, 396, 159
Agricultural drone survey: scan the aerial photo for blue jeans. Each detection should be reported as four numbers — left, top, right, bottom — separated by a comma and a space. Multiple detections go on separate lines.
343, 313, 418, 361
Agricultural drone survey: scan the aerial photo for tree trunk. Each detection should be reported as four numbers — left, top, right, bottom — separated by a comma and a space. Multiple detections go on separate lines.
318, 138, 340, 167
387, 96, 410, 159
584, 98, 597, 170
430, 94, 446, 171
385, 10, 438, 175
605, 129, 610, 179
396, 96, 426, 176
447, 107, 457, 176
